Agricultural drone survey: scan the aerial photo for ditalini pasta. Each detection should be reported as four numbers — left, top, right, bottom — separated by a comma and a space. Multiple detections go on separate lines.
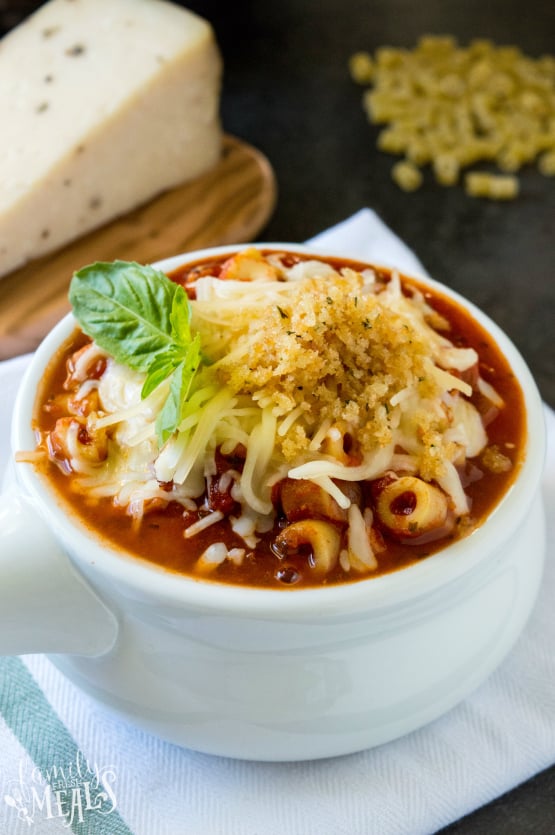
27, 249, 525, 588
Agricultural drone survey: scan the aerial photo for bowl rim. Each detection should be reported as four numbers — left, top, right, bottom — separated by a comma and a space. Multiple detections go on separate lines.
11, 243, 547, 618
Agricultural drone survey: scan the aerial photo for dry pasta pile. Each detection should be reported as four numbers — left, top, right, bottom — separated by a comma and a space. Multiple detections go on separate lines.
349, 35, 555, 198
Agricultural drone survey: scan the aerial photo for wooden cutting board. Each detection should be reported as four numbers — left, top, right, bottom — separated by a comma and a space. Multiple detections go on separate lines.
0, 135, 277, 359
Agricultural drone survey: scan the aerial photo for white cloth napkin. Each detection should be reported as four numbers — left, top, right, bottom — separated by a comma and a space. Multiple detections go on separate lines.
0, 209, 553, 835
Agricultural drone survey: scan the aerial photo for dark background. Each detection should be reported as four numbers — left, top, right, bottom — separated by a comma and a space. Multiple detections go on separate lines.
2, 1, 554, 832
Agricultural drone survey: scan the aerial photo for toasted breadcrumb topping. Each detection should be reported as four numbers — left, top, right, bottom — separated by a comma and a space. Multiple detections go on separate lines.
190, 258, 470, 480
216, 273, 433, 454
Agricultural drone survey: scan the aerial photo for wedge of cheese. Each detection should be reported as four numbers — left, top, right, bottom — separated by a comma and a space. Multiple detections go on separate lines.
0, 0, 222, 278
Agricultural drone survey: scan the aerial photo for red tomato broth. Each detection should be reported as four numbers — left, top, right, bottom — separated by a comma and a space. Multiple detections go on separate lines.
31, 252, 526, 589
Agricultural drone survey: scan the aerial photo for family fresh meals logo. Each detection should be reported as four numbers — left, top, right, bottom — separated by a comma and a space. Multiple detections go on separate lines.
3, 752, 117, 827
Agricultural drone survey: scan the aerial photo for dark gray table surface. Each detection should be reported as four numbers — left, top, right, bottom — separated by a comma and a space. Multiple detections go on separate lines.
2, 1, 554, 832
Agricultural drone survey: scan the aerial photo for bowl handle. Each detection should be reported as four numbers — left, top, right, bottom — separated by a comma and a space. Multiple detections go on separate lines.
0, 491, 118, 657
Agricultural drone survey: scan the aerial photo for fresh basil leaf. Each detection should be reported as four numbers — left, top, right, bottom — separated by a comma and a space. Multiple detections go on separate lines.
69, 261, 185, 373
141, 352, 179, 399
69, 260, 206, 445
155, 336, 202, 444
169, 284, 193, 344
181, 333, 203, 401
155, 366, 182, 446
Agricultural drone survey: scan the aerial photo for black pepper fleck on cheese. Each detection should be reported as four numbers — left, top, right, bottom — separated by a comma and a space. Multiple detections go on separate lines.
65, 44, 86, 56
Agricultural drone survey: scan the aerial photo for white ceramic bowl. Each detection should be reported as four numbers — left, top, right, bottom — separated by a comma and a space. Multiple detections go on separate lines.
0, 244, 546, 761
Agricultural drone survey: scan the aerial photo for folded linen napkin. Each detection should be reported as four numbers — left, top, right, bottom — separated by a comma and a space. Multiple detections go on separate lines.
0, 209, 553, 835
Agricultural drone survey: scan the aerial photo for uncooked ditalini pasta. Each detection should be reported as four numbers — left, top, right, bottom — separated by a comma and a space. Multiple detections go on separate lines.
349, 35, 555, 197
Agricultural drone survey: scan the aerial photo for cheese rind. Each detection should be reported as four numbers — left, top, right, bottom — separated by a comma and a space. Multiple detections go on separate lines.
0, 0, 222, 277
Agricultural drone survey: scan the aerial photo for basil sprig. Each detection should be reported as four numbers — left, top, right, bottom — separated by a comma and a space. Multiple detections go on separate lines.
69, 260, 203, 444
